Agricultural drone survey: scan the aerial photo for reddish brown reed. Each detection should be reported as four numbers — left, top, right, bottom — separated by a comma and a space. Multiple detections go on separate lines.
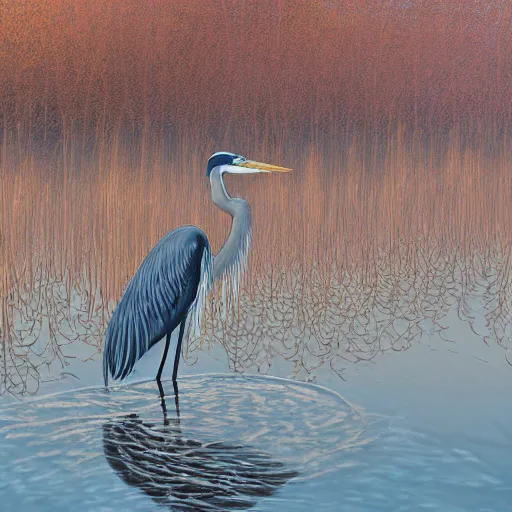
1, 122, 511, 306
1, 1, 512, 137
1, 1, 512, 392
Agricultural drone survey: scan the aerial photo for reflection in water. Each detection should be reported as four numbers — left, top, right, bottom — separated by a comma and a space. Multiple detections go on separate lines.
103, 411, 299, 511
0, 375, 364, 511
193, 247, 512, 379
4, 245, 512, 395
0, 369, 509, 510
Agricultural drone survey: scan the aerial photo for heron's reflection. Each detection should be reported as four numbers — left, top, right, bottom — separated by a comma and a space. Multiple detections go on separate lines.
102, 385, 299, 511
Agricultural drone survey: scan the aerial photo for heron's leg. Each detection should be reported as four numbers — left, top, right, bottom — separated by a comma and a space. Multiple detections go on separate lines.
156, 332, 171, 385
173, 380, 180, 419
158, 383, 168, 422
172, 316, 187, 383
158, 381, 180, 427
156, 334, 171, 422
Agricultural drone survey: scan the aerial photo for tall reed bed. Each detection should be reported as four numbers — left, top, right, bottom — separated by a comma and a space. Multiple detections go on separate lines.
2, 1, 512, 133
1, 0, 512, 392
2, 122, 512, 304
2, 123, 512, 393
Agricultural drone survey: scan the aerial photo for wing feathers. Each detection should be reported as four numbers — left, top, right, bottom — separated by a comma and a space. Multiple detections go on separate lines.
103, 227, 211, 385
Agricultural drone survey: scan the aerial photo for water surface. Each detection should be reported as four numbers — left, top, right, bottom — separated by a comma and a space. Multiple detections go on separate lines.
1, 316, 512, 511
0, 374, 372, 511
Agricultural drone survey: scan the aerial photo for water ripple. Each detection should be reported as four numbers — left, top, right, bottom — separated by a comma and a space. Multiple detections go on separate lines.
0, 374, 371, 511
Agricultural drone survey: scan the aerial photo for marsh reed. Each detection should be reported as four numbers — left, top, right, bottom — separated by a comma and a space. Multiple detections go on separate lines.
1, 0, 512, 393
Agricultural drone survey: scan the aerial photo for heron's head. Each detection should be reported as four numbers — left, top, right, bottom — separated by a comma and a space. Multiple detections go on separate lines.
206, 152, 292, 177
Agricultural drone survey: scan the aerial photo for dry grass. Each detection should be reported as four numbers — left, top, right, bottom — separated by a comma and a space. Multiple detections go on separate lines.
2, 1, 512, 132
1, 122, 511, 297
2, 125, 512, 393
1, 0, 512, 393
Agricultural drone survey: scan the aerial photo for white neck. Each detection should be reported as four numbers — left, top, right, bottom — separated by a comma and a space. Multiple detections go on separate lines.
209, 167, 252, 283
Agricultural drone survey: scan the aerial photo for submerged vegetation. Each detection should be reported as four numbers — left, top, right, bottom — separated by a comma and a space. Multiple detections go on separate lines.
1, 0, 512, 393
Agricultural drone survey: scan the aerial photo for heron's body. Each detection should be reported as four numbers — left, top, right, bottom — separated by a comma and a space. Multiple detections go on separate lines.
103, 226, 212, 385
102, 152, 291, 391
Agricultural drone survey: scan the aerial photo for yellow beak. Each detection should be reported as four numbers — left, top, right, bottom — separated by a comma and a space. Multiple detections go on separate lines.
238, 160, 293, 173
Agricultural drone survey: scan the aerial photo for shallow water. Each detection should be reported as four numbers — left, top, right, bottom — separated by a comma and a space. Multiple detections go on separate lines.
2, 273, 512, 510
2, 320, 512, 511
0, 375, 371, 511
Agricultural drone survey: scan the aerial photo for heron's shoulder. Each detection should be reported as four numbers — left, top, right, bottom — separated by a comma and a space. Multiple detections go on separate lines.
156, 225, 209, 252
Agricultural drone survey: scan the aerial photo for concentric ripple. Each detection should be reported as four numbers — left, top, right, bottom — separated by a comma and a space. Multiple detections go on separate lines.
0, 374, 372, 511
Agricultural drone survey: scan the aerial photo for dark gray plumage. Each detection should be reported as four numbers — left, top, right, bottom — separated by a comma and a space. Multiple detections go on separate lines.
103, 227, 212, 385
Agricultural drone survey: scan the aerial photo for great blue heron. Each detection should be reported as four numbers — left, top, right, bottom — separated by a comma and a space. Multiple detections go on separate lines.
102, 152, 292, 393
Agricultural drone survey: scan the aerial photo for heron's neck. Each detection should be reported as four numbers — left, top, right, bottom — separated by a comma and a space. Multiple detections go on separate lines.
210, 168, 252, 281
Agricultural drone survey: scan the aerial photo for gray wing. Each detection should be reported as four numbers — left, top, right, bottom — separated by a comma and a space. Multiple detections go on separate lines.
103, 226, 212, 385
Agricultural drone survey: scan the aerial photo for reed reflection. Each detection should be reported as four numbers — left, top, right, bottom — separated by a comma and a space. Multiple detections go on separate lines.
4, 242, 512, 394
